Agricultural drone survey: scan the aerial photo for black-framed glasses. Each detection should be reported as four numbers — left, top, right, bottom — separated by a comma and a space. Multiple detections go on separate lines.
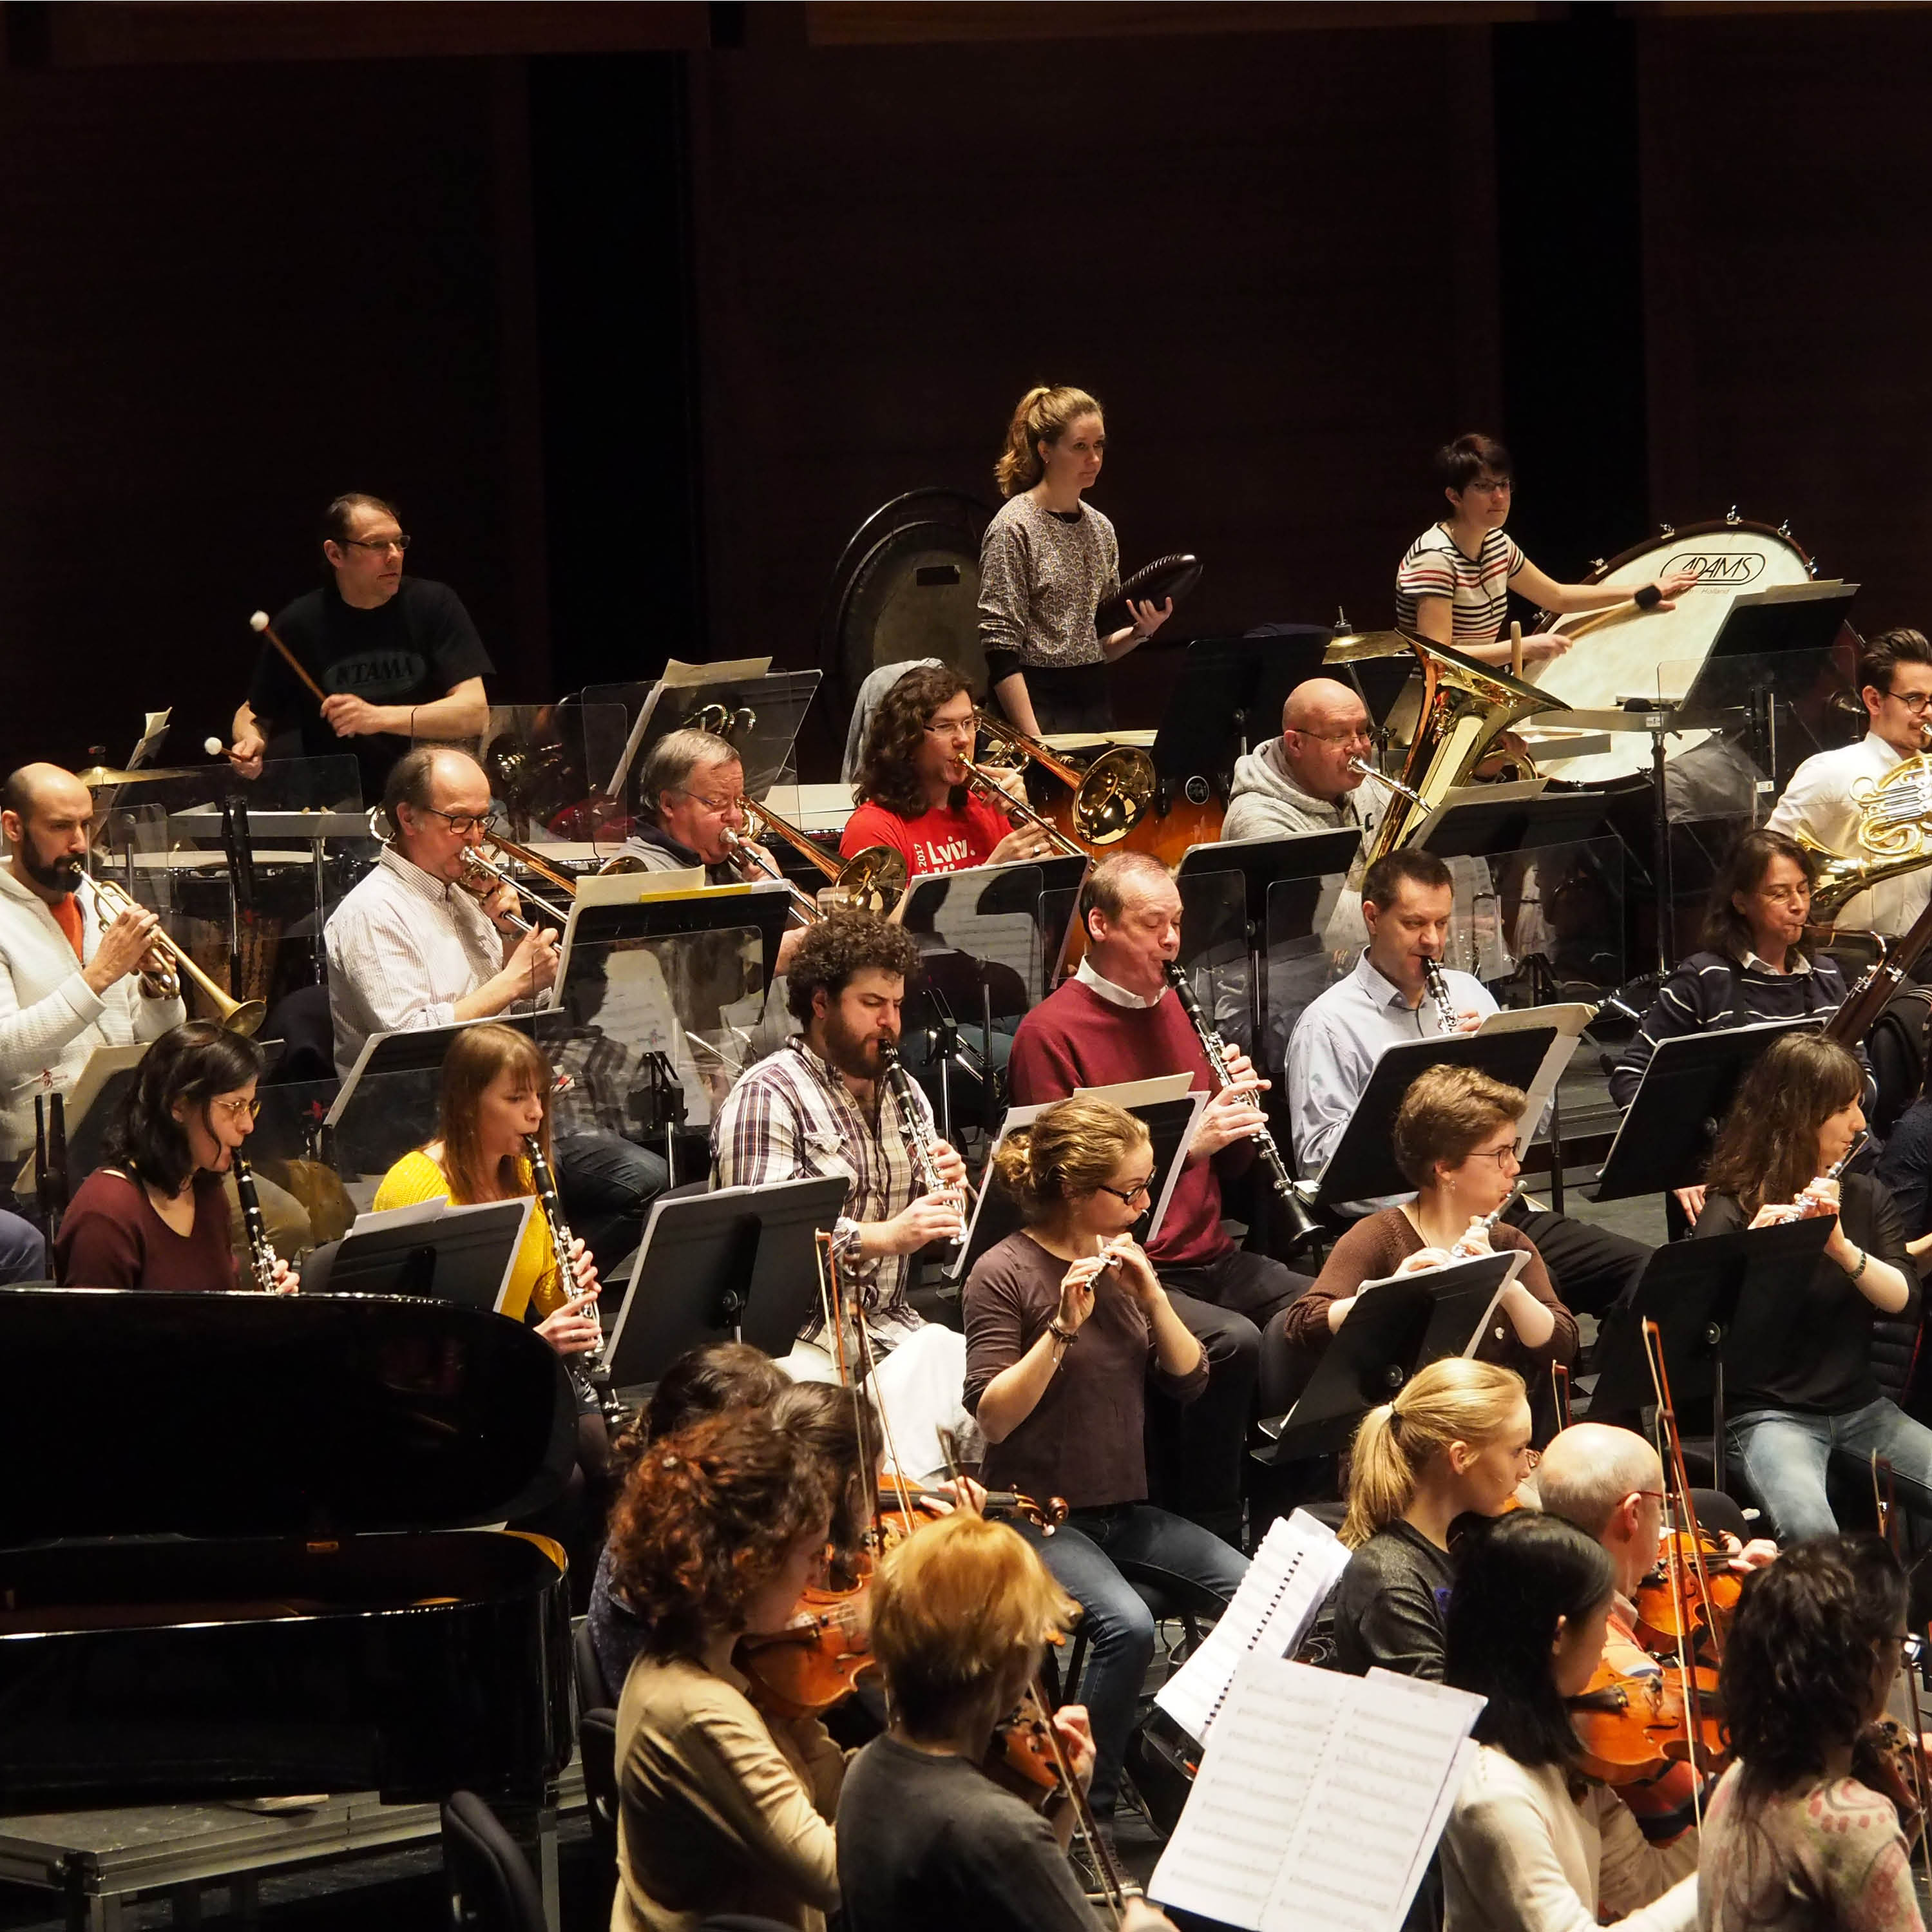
1098, 1178, 1153, 1205
1466, 1144, 1520, 1170
419, 807, 492, 836
1887, 689, 1932, 714
1294, 726, 1374, 746
341, 533, 411, 553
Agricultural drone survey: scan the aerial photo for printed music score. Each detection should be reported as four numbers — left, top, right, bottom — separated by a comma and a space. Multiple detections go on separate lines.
1151, 1656, 1482, 1932
1153, 1509, 1350, 1743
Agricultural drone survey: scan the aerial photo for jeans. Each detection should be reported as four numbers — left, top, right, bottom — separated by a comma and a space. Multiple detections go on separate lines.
0, 1209, 46, 1283
1728, 1397, 1932, 1541
1021, 1503, 1247, 1812
554, 1128, 668, 1281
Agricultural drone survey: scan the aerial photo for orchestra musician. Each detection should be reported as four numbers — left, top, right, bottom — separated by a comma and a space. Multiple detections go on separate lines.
1768, 626, 1932, 938
978, 384, 1172, 737
1695, 1031, 1928, 1543
1007, 851, 1311, 1540
607, 1406, 844, 1932
1437, 1511, 1699, 1932
1330, 1359, 1530, 1680
711, 911, 974, 1472
1875, 1059, 1932, 1258
1221, 677, 1389, 843
839, 664, 1057, 876
836, 1509, 1176, 1932
1281, 1066, 1577, 1396
1396, 433, 1697, 667
223, 492, 492, 796
54, 1020, 297, 1292
1700, 1536, 1924, 1932
963, 1095, 1248, 1841
1287, 847, 1649, 1315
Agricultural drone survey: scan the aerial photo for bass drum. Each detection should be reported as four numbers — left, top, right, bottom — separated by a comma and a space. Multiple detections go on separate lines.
1528, 518, 1817, 788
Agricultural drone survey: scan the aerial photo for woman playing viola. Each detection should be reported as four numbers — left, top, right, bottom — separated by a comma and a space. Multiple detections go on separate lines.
1439, 1511, 1699, 1931
1696, 1032, 1927, 1542
1700, 1535, 1925, 1932
1331, 1357, 1532, 1679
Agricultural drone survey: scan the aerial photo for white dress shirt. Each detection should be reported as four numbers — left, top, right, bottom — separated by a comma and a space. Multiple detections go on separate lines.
0, 868, 185, 1160
1767, 729, 1929, 935
323, 846, 513, 1075
1285, 949, 1497, 1176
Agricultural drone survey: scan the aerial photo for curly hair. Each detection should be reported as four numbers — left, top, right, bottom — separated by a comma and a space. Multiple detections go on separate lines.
608, 1341, 790, 1484
1721, 1535, 1904, 1803
783, 908, 923, 1029
607, 1408, 830, 1661
854, 663, 974, 820
1703, 1032, 1862, 1218
102, 1020, 263, 1196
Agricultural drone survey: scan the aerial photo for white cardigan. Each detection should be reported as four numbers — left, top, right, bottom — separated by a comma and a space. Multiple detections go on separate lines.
0, 868, 184, 1159
1441, 1746, 1699, 1932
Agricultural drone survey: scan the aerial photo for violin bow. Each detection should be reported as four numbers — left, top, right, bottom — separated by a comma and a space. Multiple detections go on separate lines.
813, 1230, 917, 1529
1026, 1666, 1136, 1926
1873, 1453, 1932, 1895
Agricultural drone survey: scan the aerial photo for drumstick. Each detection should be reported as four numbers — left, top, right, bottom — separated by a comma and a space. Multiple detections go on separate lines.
250, 610, 327, 703
1509, 620, 1524, 678
1556, 582, 1667, 645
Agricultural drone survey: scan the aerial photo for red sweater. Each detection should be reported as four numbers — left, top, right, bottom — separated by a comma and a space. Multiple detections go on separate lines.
1007, 979, 1244, 1270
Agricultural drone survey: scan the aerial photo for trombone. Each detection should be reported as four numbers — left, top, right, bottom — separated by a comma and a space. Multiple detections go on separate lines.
959, 757, 1088, 861
88, 873, 266, 1036
456, 846, 570, 935
974, 712, 1155, 847
740, 796, 907, 914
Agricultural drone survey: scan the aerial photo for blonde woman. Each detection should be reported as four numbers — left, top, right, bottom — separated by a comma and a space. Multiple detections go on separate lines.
977, 383, 1172, 737
1332, 1358, 1532, 1679
962, 1095, 1247, 1832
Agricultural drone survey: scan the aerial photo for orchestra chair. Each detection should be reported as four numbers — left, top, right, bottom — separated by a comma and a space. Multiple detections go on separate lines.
441, 1791, 548, 1932
259, 982, 335, 1086
571, 1620, 622, 1900
1054, 1571, 1214, 1708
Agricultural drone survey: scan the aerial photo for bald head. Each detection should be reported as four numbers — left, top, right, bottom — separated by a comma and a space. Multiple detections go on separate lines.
1282, 678, 1364, 737
1279, 678, 1372, 804
384, 744, 494, 884
1, 763, 89, 828
1536, 1423, 1663, 1538
3, 764, 95, 899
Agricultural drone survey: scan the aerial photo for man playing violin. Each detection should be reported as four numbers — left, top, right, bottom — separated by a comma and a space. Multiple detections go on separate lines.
1768, 626, 1932, 938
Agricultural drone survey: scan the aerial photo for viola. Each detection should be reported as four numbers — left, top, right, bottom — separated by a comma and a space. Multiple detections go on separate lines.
1632, 1529, 1743, 1656
1569, 1656, 1726, 1787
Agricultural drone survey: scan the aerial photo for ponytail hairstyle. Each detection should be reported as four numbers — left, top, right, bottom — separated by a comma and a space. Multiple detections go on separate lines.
102, 1020, 263, 1196
991, 1096, 1151, 1224
1339, 1358, 1526, 1549
995, 385, 1102, 498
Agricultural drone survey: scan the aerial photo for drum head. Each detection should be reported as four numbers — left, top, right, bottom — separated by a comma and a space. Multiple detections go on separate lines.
1529, 520, 1815, 785
1097, 553, 1203, 636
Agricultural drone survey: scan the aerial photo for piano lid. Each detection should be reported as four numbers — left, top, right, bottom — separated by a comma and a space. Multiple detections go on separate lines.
0, 1288, 576, 1545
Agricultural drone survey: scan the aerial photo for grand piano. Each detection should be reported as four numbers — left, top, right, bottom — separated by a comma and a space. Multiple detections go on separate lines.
0, 1288, 577, 1810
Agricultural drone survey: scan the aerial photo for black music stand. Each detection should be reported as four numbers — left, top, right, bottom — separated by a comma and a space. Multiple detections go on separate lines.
319, 1200, 533, 1313
1593, 1017, 1822, 1203
595, 667, 821, 805
555, 878, 796, 995
1148, 633, 1333, 799
1415, 790, 1612, 859
1309, 1029, 1555, 1209
1585, 1218, 1833, 1489
1253, 1252, 1519, 1465
604, 1175, 850, 1379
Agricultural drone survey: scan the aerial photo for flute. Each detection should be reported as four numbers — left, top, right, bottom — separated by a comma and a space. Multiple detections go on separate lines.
1451, 1184, 1522, 1258
231, 1153, 283, 1292
524, 1134, 626, 1427
1760, 1130, 1870, 1225
877, 1041, 964, 1253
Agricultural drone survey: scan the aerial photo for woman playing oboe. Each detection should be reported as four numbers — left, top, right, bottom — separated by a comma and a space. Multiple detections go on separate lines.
1696, 1031, 1926, 1541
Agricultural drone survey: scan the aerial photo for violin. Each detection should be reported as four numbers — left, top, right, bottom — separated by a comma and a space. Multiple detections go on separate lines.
1854, 1716, 1931, 1854
1632, 1529, 1743, 1657
1569, 1656, 1726, 1787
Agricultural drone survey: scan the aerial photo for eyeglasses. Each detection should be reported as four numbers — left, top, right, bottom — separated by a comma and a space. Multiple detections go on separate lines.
923, 716, 977, 739
340, 533, 412, 554
417, 808, 493, 836
676, 790, 748, 815
1097, 1178, 1154, 1205
211, 1096, 262, 1122
1466, 1144, 1520, 1170
1887, 689, 1932, 714
1294, 727, 1374, 747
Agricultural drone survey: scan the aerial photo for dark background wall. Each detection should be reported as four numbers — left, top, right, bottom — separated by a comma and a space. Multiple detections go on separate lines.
0, 2, 1926, 781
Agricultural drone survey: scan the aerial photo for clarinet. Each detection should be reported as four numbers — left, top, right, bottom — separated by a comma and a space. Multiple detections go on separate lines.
524, 1134, 626, 1428
877, 1042, 963, 1254
1422, 956, 1460, 1033
231, 1152, 282, 1292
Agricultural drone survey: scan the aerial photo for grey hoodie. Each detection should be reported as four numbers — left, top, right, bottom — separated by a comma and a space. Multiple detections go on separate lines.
1221, 739, 1387, 844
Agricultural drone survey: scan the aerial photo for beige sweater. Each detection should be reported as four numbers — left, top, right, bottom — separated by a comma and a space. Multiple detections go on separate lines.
1442, 1746, 1699, 1932
614, 1653, 843, 1932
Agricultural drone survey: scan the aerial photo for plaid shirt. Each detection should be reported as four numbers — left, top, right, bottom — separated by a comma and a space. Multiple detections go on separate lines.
711, 1037, 932, 1350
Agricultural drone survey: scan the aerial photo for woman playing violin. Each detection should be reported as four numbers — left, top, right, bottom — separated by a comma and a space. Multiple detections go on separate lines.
1331, 1358, 1532, 1680
836, 1510, 1176, 1932
1697, 1033, 1926, 1543
1701, 1535, 1925, 1932
1440, 1511, 1699, 1931
1281, 1066, 1578, 1395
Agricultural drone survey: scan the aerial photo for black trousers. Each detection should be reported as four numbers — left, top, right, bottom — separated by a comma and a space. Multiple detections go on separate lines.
1149, 1248, 1311, 1538
1504, 1201, 1650, 1319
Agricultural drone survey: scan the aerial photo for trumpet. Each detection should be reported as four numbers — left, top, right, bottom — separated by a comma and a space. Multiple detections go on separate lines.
959, 756, 1088, 861
973, 712, 1154, 847
1760, 1131, 1869, 1225
740, 796, 906, 914
88, 873, 265, 1035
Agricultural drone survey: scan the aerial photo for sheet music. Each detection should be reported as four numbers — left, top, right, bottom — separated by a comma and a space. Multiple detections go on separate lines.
1154, 1510, 1349, 1741
1477, 1003, 1591, 1155
1151, 1656, 1483, 1932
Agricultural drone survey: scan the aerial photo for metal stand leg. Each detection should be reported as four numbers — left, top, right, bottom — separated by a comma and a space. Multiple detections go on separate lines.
536, 1803, 560, 1932
1651, 716, 1675, 979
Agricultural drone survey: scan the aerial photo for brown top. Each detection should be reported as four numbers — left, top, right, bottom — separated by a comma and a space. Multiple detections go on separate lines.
55, 1168, 239, 1292
962, 1229, 1209, 1509
1283, 1207, 1577, 1375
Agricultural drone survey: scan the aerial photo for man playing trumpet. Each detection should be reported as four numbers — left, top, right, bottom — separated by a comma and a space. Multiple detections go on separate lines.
1768, 625, 1932, 938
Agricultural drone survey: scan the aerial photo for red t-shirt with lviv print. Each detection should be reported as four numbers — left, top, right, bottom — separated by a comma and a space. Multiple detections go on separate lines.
840, 795, 1012, 877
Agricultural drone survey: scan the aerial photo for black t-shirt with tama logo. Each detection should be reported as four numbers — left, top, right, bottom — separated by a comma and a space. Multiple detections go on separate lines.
247, 575, 493, 796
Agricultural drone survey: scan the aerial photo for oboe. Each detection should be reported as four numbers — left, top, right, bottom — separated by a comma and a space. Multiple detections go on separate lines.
231, 1152, 282, 1292
877, 1041, 964, 1253
1422, 956, 1459, 1033
523, 1134, 626, 1428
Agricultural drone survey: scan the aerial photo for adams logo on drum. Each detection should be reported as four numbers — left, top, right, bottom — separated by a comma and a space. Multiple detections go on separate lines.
1667, 550, 1770, 584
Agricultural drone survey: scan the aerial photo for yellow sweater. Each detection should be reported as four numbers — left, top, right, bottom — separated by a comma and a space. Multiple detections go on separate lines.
372, 1148, 560, 1322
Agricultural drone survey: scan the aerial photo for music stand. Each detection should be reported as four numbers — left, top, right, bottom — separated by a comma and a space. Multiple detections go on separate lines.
555, 879, 796, 995
1415, 790, 1612, 859
596, 665, 821, 808
322, 1198, 532, 1314
604, 1174, 850, 1380
1148, 633, 1333, 797
8, 1040, 149, 1197
1593, 1017, 1822, 1202
1586, 1219, 1833, 1489
1310, 1029, 1555, 1209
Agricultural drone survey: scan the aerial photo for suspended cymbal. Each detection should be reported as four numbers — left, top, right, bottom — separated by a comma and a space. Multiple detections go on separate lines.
1323, 631, 1414, 664
76, 765, 212, 788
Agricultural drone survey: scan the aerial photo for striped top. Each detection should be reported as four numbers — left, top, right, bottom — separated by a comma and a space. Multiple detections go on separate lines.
1394, 523, 1524, 645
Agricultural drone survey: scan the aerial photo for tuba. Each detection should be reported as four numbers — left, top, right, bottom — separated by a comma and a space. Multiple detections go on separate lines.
1352, 632, 1562, 879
